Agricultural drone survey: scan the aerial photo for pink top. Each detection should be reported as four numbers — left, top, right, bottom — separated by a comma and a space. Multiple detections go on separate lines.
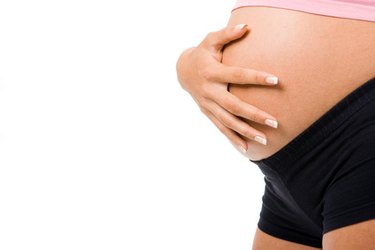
233, 0, 375, 22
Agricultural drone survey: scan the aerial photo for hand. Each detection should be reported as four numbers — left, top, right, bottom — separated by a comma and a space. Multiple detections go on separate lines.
176, 24, 279, 153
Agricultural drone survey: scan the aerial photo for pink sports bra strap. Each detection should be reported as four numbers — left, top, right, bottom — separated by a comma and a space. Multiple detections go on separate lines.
233, 0, 375, 22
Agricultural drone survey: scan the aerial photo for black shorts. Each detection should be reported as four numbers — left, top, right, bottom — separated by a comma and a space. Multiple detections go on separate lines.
250, 76, 375, 248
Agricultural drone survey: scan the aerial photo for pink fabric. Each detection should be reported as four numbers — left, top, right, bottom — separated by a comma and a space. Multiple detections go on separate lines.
233, 0, 375, 22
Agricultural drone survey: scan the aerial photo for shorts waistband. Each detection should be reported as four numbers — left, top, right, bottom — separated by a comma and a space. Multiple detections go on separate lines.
250, 76, 375, 168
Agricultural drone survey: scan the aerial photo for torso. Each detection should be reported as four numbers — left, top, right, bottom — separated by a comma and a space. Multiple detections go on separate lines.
223, 6, 375, 161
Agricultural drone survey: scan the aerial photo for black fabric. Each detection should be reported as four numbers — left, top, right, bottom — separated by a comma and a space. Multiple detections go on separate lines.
250, 76, 375, 249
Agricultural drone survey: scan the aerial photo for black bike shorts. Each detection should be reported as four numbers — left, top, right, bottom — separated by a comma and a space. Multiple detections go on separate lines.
250, 76, 375, 248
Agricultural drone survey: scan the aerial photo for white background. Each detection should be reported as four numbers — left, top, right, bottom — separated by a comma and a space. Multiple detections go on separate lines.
0, 1, 265, 249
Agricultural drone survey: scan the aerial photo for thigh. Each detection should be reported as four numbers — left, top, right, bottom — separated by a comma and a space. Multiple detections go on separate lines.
252, 228, 321, 250
323, 219, 375, 250
321, 127, 375, 249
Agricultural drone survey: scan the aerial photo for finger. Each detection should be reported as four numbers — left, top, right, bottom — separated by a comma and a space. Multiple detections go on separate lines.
203, 63, 279, 86
213, 91, 279, 128
205, 101, 268, 145
202, 108, 248, 153
200, 24, 249, 52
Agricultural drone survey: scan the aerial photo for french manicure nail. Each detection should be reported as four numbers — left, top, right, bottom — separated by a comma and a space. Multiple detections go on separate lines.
238, 145, 247, 153
265, 76, 278, 85
254, 136, 267, 145
265, 119, 278, 128
235, 24, 247, 32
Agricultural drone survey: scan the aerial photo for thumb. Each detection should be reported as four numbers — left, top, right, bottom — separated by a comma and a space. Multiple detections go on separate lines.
200, 24, 249, 52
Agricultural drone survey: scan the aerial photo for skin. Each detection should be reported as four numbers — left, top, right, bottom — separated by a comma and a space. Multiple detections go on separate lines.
222, 7, 375, 248
253, 229, 320, 250
323, 219, 375, 250
176, 25, 280, 153
176, 6, 375, 250
224, 7, 375, 161
253, 219, 375, 250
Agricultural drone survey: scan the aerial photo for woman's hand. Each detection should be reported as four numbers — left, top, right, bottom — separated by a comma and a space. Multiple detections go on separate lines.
176, 24, 279, 153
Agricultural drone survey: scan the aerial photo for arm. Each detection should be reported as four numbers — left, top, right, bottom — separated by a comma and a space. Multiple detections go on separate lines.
176, 24, 279, 153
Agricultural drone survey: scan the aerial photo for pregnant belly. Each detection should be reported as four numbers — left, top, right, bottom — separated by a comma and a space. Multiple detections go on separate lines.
223, 6, 375, 161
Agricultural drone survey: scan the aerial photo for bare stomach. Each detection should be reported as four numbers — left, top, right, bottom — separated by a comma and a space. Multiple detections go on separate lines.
223, 6, 375, 161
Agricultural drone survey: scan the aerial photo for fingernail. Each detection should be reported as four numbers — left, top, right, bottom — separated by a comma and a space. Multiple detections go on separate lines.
254, 136, 267, 145
265, 76, 278, 85
234, 24, 247, 32
238, 145, 247, 153
265, 119, 278, 128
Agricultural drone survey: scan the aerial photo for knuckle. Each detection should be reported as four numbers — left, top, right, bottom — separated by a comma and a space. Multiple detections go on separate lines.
216, 123, 227, 135
194, 96, 203, 106
255, 71, 264, 84
253, 108, 263, 122
232, 68, 246, 81
248, 107, 262, 122
198, 83, 211, 99
228, 101, 241, 115
196, 96, 206, 105
199, 105, 208, 115
198, 98, 211, 112
219, 113, 233, 128
247, 110, 256, 121
236, 124, 247, 135
215, 108, 225, 120
242, 127, 255, 139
